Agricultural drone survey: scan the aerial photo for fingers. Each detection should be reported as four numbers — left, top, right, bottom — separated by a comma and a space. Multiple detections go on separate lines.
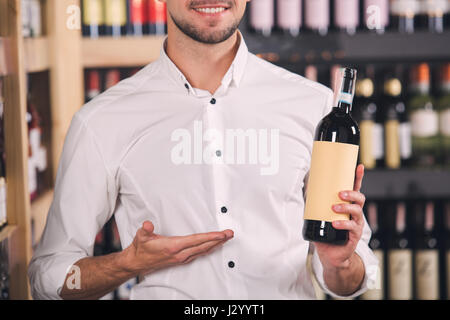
170, 229, 234, 253
173, 238, 230, 265
338, 190, 366, 207
332, 219, 360, 236
353, 164, 365, 192
332, 203, 364, 226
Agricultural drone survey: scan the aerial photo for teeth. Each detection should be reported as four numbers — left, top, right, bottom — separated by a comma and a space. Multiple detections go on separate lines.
194, 7, 226, 13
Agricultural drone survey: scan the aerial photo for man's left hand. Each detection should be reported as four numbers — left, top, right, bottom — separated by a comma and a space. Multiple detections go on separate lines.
314, 164, 366, 270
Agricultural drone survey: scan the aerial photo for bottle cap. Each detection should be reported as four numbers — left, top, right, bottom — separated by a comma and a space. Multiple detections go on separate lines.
412, 63, 430, 84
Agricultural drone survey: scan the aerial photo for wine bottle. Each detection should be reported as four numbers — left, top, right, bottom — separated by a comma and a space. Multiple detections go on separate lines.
408, 63, 439, 168
147, 0, 167, 35
360, 201, 385, 300
127, 0, 146, 36
104, 0, 127, 37
419, 0, 446, 32
303, 67, 360, 245
437, 63, 450, 167
390, 0, 420, 33
22, 0, 31, 38
304, 0, 330, 36
354, 68, 380, 169
0, 239, 9, 299
104, 69, 121, 90
82, 0, 103, 38
86, 70, 101, 102
363, 0, 390, 33
304, 65, 318, 82
277, 0, 302, 37
26, 76, 38, 202
28, 0, 42, 37
333, 0, 360, 35
0, 86, 5, 231
249, 0, 274, 37
413, 201, 440, 300
444, 202, 450, 300
387, 201, 413, 300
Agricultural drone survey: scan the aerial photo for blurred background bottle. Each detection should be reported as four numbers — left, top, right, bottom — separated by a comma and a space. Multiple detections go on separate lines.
277, 0, 302, 37
437, 63, 450, 167
409, 63, 439, 168
304, 0, 330, 36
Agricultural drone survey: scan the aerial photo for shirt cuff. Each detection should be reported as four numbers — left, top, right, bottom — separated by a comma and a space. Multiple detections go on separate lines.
311, 240, 379, 299
28, 253, 86, 300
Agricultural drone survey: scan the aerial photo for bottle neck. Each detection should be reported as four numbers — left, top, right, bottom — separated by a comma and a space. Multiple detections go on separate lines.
336, 101, 351, 114
411, 82, 430, 95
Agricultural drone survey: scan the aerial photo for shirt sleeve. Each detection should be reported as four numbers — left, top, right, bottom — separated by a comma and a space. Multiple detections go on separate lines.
28, 112, 118, 300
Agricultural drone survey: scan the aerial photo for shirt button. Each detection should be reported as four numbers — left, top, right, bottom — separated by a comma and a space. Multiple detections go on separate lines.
221, 206, 228, 213
228, 261, 235, 268
216, 150, 222, 157
210, 98, 216, 105
184, 83, 189, 89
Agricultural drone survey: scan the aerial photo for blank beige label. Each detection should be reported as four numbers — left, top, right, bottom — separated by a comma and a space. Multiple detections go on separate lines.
360, 249, 384, 300
304, 141, 358, 222
415, 250, 439, 300
388, 249, 412, 300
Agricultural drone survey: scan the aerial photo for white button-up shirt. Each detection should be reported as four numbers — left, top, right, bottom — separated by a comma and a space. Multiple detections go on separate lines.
28, 31, 378, 300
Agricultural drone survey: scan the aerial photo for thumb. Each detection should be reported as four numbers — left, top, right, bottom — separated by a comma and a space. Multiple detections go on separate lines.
137, 221, 155, 242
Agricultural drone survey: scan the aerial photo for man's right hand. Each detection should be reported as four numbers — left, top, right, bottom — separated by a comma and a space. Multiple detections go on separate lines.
123, 221, 234, 277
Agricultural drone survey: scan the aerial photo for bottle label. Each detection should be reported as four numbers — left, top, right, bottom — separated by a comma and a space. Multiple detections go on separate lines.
360, 249, 384, 300
388, 249, 412, 299
104, 0, 127, 26
411, 109, 439, 137
440, 109, 450, 137
83, 0, 103, 25
277, 0, 302, 30
373, 123, 384, 160
359, 120, 376, 169
390, 0, 420, 16
304, 0, 329, 30
385, 119, 401, 169
415, 249, 439, 300
364, 0, 389, 29
334, 0, 359, 29
148, 0, 167, 24
304, 141, 358, 222
250, 0, 274, 30
399, 122, 412, 159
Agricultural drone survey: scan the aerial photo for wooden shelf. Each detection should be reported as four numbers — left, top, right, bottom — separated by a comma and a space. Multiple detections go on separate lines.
82, 35, 165, 68
362, 169, 450, 200
31, 190, 53, 246
23, 37, 49, 73
0, 225, 18, 243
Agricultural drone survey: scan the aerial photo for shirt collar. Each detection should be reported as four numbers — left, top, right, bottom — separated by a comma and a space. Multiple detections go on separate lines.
159, 30, 248, 94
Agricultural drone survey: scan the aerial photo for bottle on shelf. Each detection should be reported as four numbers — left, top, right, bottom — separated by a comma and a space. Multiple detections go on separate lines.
277, 0, 302, 37
333, 0, 360, 35
304, 0, 330, 36
85, 70, 101, 102
437, 62, 450, 167
354, 66, 381, 170
81, 0, 103, 38
0, 239, 9, 300
418, 0, 446, 33
127, 0, 146, 36
413, 201, 440, 300
303, 67, 360, 245
103, 0, 127, 37
147, 0, 167, 35
249, 0, 274, 37
360, 201, 385, 300
104, 69, 121, 90
29, 0, 42, 37
382, 73, 410, 169
444, 202, 450, 300
387, 201, 413, 300
21, 0, 32, 38
363, 0, 390, 33
408, 63, 439, 168
390, 0, 420, 33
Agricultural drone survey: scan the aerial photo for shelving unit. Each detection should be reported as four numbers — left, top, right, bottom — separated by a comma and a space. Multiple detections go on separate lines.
23, 37, 49, 73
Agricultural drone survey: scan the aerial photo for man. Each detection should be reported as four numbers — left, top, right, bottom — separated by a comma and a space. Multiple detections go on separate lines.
28, 0, 378, 300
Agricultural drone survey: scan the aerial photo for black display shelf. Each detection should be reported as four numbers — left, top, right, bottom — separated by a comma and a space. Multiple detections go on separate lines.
361, 169, 450, 200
